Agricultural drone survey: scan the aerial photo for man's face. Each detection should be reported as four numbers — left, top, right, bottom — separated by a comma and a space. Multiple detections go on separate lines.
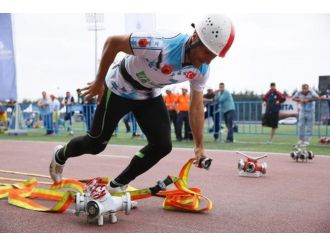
302, 86, 309, 94
189, 34, 217, 68
166, 90, 171, 95
219, 84, 225, 92
182, 89, 188, 95
270, 85, 276, 91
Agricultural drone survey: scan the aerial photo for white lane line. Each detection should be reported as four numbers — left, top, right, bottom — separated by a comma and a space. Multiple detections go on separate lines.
97, 154, 130, 159
1, 139, 329, 158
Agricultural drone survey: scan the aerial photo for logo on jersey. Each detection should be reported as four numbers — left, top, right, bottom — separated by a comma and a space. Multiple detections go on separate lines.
136, 71, 151, 83
138, 38, 149, 48
161, 64, 173, 75
185, 71, 197, 80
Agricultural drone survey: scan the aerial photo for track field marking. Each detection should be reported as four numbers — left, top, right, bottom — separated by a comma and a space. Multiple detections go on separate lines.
1, 139, 329, 158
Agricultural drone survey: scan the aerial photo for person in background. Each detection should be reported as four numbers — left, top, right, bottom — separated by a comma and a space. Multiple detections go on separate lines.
49, 94, 61, 135
214, 82, 235, 143
176, 87, 192, 141
320, 89, 330, 124
123, 112, 141, 138
293, 83, 319, 145
203, 87, 215, 132
262, 82, 286, 144
123, 113, 131, 133
0, 102, 8, 133
37, 91, 52, 135
77, 88, 96, 131
163, 87, 179, 141
63, 91, 75, 135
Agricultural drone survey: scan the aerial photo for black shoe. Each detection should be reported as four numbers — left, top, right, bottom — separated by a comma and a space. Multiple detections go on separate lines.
225, 140, 233, 143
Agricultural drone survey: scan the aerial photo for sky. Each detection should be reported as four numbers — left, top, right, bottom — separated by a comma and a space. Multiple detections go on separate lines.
4, 3, 330, 101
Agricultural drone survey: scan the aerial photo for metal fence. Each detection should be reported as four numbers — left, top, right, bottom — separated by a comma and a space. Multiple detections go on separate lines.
204, 100, 329, 139
1, 100, 329, 139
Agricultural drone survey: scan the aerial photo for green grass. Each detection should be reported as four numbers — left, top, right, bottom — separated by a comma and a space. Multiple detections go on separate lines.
1, 122, 329, 156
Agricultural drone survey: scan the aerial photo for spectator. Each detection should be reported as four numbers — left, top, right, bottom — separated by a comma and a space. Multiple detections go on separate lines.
293, 84, 319, 145
123, 112, 141, 138
203, 87, 215, 132
163, 88, 179, 140
50, 94, 61, 135
176, 87, 192, 141
63, 91, 75, 135
320, 89, 330, 124
77, 88, 96, 131
262, 82, 286, 144
37, 91, 52, 135
123, 113, 131, 133
0, 102, 8, 133
214, 82, 235, 143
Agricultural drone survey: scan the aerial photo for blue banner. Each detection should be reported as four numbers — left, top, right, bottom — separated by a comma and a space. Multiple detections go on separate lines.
0, 13, 17, 101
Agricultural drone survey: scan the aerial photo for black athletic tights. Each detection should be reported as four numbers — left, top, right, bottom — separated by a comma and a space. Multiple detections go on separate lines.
56, 86, 172, 185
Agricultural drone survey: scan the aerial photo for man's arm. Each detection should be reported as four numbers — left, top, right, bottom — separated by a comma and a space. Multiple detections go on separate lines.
321, 95, 330, 100
311, 90, 319, 101
262, 91, 270, 102
189, 87, 205, 164
81, 34, 133, 102
292, 92, 300, 102
276, 90, 286, 103
218, 91, 228, 103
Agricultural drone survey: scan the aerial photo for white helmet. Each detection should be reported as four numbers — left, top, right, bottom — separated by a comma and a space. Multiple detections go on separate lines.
194, 14, 235, 57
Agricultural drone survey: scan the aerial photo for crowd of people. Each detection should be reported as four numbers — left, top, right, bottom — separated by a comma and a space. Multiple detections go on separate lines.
1, 80, 329, 148
33, 89, 144, 138
1, 81, 329, 148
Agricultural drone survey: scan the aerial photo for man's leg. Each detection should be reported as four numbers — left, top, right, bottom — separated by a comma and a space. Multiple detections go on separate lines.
270, 128, 276, 141
169, 110, 179, 140
183, 111, 190, 140
305, 111, 314, 143
123, 114, 131, 132
113, 96, 172, 185
298, 112, 306, 143
268, 112, 278, 142
225, 110, 234, 142
53, 89, 131, 169
213, 111, 220, 140
176, 112, 183, 141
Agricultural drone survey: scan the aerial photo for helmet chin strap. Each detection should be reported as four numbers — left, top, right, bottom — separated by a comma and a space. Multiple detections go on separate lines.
184, 35, 203, 65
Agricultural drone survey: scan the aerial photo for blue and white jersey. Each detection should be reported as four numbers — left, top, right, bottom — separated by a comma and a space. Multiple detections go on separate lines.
105, 31, 210, 100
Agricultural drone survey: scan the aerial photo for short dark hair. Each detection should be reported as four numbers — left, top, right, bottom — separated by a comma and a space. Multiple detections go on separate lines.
270, 82, 276, 87
219, 82, 225, 86
302, 83, 309, 89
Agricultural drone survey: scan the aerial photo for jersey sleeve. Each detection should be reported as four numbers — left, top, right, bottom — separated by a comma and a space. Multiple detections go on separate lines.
293, 91, 299, 99
310, 89, 319, 98
130, 32, 163, 61
189, 65, 210, 92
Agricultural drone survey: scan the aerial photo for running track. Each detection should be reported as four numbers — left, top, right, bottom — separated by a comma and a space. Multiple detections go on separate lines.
0, 140, 329, 233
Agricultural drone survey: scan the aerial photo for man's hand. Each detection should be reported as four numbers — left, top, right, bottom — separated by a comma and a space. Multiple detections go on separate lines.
300, 99, 309, 104
194, 146, 206, 166
80, 80, 105, 104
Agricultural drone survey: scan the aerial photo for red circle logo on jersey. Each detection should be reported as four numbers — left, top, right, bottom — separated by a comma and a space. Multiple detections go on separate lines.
185, 71, 196, 80
138, 38, 149, 47
161, 64, 174, 75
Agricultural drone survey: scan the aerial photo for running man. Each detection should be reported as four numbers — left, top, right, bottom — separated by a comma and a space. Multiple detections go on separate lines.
49, 14, 235, 192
